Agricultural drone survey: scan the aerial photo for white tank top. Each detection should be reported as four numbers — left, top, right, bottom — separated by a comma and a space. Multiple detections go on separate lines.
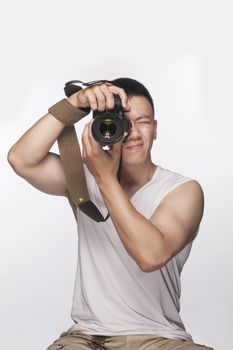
69, 165, 196, 341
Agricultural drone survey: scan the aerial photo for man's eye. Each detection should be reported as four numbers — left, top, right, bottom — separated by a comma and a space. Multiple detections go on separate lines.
138, 120, 150, 123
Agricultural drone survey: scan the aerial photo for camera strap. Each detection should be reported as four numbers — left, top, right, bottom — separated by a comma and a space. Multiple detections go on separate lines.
56, 80, 111, 222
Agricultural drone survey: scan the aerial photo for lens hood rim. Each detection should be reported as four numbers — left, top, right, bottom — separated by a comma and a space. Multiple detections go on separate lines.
91, 114, 125, 146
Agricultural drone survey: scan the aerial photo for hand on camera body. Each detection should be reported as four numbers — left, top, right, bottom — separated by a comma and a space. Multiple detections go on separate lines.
68, 82, 130, 112
72, 82, 129, 184
81, 120, 128, 185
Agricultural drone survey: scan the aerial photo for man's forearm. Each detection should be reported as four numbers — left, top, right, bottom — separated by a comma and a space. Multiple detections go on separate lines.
98, 176, 166, 272
7, 95, 86, 168
8, 113, 65, 168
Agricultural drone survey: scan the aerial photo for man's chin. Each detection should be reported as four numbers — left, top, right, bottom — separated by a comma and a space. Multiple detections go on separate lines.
121, 155, 144, 167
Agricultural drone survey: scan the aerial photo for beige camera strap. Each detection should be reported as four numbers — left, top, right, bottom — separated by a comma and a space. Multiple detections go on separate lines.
49, 96, 109, 223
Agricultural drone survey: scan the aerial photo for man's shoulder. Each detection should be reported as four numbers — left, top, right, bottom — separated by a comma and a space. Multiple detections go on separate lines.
155, 167, 204, 233
157, 165, 192, 182
153, 165, 195, 191
151, 165, 203, 210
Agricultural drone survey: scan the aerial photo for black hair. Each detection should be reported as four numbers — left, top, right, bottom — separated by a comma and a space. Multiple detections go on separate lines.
111, 77, 154, 116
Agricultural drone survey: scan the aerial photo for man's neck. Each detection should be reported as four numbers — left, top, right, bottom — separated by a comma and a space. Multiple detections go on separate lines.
120, 162, 157, 198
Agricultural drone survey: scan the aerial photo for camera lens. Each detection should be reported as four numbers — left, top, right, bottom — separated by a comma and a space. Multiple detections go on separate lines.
99, 119, 117, 139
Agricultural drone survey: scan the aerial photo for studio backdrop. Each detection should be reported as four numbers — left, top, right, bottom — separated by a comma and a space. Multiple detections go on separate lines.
0, 1, 232, 350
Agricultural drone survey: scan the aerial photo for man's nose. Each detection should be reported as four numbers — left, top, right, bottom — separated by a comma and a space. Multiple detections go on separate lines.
128, 121, 140, 137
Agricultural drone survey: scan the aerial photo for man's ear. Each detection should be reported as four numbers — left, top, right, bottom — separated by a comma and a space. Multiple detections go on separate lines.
153, 119, 157, 140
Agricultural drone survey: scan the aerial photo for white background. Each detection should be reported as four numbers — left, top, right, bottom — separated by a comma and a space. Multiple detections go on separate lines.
0, 1, 232, 349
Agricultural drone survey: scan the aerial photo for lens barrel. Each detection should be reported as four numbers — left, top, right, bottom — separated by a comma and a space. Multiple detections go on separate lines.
91, 96, 131, 146
92, 112, 128, 145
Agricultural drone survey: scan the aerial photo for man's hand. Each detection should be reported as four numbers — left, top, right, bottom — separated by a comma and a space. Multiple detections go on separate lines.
76, 82, 130, 183
68, 82, 130, 111
81, 121, 126, 184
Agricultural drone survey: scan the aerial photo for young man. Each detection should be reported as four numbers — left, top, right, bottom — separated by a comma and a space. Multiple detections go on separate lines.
8, 78, 213, 349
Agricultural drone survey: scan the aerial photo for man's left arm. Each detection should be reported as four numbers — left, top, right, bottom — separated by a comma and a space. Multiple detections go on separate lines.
82, 122, 204, 272
98, 176, 204, 272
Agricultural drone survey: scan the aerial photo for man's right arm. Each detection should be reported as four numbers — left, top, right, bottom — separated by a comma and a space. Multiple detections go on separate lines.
7, 83, 129, 197
7, 113, 69, 197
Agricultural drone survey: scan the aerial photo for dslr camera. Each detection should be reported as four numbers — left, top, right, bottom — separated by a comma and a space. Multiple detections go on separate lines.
91, 95, 131, 148
64, 80, 132, 149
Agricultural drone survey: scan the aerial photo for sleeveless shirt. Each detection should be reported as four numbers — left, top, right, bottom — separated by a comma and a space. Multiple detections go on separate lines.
69, 165, 197, 341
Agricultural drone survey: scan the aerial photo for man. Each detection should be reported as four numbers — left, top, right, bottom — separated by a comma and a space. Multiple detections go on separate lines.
8, 78, 213, 349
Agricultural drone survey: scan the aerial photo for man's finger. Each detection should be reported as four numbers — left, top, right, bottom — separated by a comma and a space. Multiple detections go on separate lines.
81, 123, 92, 152
92, 86, 106, 111
99, 84, 115, 110
108, 85, 128, 110
83, 89, 98, 110
111, 138, 124, 159
87, 120, 104, 155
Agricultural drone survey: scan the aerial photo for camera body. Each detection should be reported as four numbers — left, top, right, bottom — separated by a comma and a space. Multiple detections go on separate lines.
64, 80, 131, 148
91, 95, 131, 147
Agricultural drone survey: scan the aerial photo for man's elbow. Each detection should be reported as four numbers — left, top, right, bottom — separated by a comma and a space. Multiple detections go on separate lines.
8, 149, 16, 168
7, 149, 24, 175
138, 255, 166, 273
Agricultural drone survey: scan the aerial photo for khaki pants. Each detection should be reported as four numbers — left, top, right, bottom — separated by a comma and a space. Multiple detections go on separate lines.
47, 330, 214, 350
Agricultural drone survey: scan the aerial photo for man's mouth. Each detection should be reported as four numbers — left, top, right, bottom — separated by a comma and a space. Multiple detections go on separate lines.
124, 143, 143, 150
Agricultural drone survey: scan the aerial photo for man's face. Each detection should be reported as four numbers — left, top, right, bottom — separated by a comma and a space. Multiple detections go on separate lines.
122, 95, 157, 167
